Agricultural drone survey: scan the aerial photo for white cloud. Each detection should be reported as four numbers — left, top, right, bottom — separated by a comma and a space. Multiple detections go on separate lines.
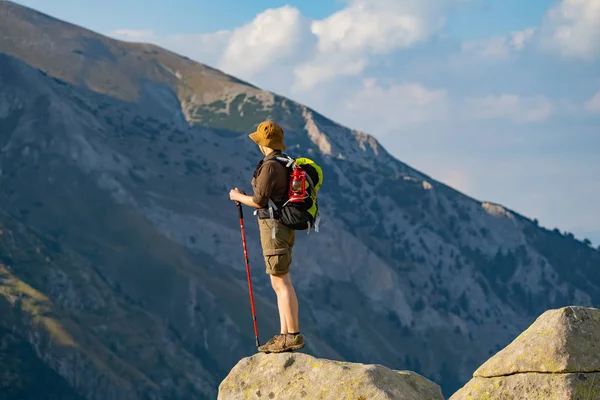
112, 29, 156, 40
293, 0, 448, 91
462, 28, 535, 59
538, 0, 600, 59
465, 94, 554, 123
585, 91, 600, 112
293, 56, 367, 93
218, 6, 312, 78
342, 81, 553, 130
462, 28, 535, 60
111, 0, 451, 91
312, 0, 444, 54
343, 79, 449, 130
112, 7, 309, 79
459, 0, 600, 61
510, 28, 537, 51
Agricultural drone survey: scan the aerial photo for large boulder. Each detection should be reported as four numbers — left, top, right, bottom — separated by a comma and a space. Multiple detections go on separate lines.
218, 352, 444, 400
451, 306, 600, 400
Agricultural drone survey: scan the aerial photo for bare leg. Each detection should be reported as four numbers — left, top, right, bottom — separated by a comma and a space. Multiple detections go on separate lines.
271, 273, 299, 333
270, 274, 287, 334
278, 298, 288, 334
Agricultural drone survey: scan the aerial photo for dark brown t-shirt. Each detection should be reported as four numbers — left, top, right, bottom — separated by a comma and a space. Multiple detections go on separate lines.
251, 151, 289, 208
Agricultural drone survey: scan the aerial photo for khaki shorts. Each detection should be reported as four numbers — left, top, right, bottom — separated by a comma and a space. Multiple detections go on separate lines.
258, 219, 295, 275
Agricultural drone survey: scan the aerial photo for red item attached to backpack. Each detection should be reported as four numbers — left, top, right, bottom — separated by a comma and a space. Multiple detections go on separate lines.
288, 164, 307, 203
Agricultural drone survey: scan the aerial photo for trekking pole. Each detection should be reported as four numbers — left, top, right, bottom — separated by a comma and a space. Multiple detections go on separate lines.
235, 197, 260, 348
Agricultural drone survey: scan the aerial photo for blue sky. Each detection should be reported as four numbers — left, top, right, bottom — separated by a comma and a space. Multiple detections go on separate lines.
12, 0, 346, 34
12, 0, 600, 246
15, 0, 556, 39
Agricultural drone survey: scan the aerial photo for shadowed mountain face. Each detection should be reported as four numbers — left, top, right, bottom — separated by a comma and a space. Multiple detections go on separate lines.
0, 326, 84, 400
1, 1, 599, 399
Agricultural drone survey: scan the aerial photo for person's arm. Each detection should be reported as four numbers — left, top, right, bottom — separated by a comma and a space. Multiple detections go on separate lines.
230, 188, 262, 208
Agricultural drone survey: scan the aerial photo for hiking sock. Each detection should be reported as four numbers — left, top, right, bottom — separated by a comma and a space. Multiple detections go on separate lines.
287, 332, 300, 337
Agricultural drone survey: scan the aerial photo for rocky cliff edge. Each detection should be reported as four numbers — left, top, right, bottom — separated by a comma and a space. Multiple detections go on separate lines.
218, 352, 444, 400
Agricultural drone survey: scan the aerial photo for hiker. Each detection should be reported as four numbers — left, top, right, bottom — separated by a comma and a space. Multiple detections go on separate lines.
229, 120, 305, 353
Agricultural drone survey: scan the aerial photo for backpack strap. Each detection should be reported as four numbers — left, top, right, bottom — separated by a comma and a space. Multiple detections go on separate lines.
253, 198, 279, 239
305, 173, 315, 193
254, 156, 285, 239
304, 172, 319, 234
263, 155, 294, 235
268, 199, 278, 239
273, 155, 295, 168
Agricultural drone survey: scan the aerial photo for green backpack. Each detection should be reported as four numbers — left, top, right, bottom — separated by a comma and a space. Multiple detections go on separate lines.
270, 155, 323, 233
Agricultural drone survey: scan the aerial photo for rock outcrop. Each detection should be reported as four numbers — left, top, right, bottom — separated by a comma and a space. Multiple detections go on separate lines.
218, 352, 444, 400
451, 306, 600, 399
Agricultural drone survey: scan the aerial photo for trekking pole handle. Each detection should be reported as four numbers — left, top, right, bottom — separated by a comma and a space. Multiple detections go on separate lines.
235, 190, 247, 218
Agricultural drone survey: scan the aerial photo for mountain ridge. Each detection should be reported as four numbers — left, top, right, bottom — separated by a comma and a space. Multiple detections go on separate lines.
0, 0, 436, 186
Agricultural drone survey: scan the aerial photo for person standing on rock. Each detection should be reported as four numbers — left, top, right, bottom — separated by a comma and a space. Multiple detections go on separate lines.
229, 120, 305, 353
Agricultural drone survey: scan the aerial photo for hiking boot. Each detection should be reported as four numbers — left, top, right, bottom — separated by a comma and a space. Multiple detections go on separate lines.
257, 334, 283, 353
272, 333, 305, 353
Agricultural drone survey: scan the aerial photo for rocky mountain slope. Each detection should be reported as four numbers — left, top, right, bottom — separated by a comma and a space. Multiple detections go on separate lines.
1, 1, 599, 398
